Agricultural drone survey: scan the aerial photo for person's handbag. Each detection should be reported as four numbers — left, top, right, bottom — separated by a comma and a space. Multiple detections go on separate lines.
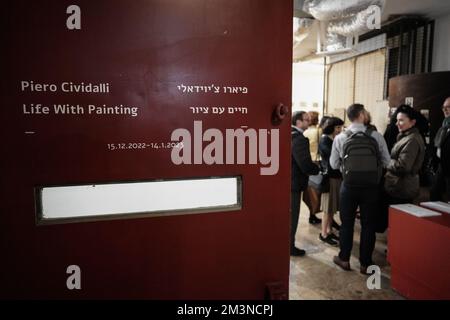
308, 161, 330, 193
308, 172, 323, 189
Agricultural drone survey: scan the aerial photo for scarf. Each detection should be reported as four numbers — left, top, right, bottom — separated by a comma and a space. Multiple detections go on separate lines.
444, 116, 450, 128
434, 116, 450, 147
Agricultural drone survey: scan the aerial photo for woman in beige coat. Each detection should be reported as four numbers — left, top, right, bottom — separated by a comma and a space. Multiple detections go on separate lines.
384, 105, 426, 203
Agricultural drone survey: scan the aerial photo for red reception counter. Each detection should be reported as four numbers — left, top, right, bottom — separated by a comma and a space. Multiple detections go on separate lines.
388, 203, 450, 300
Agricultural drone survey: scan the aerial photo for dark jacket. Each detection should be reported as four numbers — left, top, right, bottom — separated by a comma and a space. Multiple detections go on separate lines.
437, 125, 450, 177
318, 135, 342, 179
291, 127, 319, 192
384, 127, 425, 200
384, 122, 399, 153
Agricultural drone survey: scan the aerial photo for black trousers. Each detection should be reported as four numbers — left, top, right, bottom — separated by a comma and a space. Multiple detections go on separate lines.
338, 184, 379, 266
290, 191, 302, 250
430, 165, 450, 201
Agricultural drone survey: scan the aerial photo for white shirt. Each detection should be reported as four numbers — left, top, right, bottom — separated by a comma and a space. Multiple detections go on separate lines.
291, 125, 304, 134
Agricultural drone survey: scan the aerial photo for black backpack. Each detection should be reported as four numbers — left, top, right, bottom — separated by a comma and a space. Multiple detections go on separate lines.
342, 128, 382, 187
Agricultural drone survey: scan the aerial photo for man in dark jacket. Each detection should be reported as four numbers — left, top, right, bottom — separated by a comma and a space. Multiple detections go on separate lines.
431, 97, 450, 201
291, 111, 320, 256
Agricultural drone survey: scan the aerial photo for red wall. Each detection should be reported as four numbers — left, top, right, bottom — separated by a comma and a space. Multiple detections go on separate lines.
0, 0, 292, 299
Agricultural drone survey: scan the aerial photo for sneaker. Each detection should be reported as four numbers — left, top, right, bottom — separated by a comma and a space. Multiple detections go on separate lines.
319, 233, 338, 246
333, 255, 351, 271
309, 215, 322, 224
290, 247, 306, 257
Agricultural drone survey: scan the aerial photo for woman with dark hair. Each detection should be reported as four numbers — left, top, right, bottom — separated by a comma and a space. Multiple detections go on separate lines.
384, 106, 429, 153
384, 105, 426, 204
318, 117, 344, 246
384, 105, 432, 187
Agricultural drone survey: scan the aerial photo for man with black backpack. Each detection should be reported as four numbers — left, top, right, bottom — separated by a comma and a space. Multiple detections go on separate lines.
330, 104, 390, 274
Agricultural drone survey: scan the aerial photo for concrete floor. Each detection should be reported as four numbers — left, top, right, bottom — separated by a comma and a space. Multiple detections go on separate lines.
289, 201, 404, 300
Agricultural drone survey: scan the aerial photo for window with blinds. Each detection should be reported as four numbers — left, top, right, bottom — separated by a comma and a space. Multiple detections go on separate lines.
326, 59, 355, 123
326, 49, 388, 129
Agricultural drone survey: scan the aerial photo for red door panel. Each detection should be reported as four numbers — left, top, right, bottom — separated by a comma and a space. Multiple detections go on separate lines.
1, 0, 292, 299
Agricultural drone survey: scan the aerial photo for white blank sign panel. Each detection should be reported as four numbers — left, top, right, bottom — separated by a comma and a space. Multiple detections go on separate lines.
39, 177, 241, 222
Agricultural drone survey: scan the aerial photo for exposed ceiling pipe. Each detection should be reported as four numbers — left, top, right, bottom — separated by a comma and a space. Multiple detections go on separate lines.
303, 0, 384, 21
293, 17, 314, 43
327, 1, 385, 36
302, 0, 385, 54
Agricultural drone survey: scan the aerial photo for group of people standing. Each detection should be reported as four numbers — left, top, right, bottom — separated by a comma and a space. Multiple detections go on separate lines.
290, 98, 450, 275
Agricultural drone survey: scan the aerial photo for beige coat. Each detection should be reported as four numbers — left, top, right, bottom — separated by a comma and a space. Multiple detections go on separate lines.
384, 127, 425, 200
304, 126, 321, 161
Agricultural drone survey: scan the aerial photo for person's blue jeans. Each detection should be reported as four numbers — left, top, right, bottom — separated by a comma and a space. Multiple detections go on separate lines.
338, 184, 379, 266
